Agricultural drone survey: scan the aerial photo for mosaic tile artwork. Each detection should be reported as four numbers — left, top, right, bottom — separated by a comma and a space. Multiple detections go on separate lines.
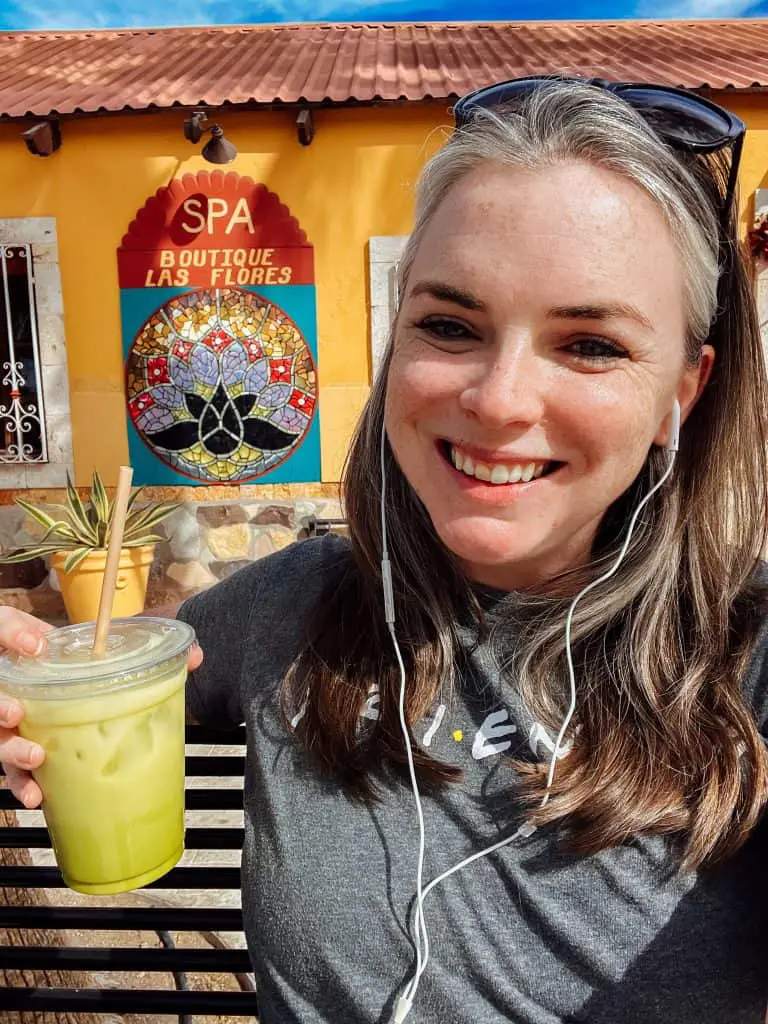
125, 288, 317, 483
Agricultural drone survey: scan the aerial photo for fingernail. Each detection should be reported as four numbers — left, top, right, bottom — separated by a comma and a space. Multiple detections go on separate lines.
25, 744, 43, 764
0, 700, 16, 722
19, 633, 44, 656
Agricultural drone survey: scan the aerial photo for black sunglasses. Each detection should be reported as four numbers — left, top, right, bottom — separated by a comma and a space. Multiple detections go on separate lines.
452, 76, 745, 226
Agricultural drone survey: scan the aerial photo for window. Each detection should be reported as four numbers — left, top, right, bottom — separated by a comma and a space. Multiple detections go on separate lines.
0, 245, 46, 462
368, 236, 407, 381
0, 218, 72, 487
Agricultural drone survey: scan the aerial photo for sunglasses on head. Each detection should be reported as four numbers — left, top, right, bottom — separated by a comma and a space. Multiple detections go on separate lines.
452, 76, 745, 226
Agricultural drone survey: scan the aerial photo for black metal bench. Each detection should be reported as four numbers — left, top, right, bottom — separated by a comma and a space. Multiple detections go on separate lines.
303, 514, 349, 539
0, 723, 257, 1019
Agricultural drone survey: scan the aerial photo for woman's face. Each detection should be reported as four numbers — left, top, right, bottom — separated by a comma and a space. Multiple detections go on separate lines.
385, 159, 712, 590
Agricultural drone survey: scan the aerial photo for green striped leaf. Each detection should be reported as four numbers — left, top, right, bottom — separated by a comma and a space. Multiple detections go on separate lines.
38, 522, 80, 545
65, 474, 98, 545
90, 472, 110, 523
14, 498, 59, 534
62, 547, 92, 574
126, 486, 146, 514
122, 534, 163, 548
0, 544, 73, 564
123, 503, 180, 539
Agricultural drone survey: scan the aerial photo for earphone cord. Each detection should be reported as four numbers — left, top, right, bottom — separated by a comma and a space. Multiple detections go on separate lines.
380, 428, 430, 1003
383, 433, 677, 1023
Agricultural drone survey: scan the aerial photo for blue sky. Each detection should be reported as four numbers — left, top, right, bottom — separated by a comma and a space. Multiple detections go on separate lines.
1, 0, 767, 32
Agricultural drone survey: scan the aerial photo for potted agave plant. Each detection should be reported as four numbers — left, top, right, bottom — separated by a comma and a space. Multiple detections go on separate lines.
0, 472, 180, 624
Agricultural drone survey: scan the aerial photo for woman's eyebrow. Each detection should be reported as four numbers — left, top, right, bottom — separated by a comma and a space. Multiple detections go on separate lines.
547, 303, 653, 330
409, 280, 486, 311
407, 285, 653, 330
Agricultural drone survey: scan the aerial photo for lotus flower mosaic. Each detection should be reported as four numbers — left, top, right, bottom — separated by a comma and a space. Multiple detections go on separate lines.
125, 288, 316, 482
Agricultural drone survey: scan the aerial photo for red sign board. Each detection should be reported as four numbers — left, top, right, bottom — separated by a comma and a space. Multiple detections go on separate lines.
118, 170, 314, 288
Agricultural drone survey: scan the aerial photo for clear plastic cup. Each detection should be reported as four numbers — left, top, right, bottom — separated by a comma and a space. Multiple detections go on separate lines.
0, 616, 195, 895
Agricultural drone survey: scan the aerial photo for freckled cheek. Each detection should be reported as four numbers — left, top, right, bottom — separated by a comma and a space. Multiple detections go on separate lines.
386, 362, 460, 425
559, 396, 653, 477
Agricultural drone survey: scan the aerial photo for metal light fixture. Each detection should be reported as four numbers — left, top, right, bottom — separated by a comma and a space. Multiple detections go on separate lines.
201, 124, 238, 165
22, 120, 61, 157
183, 109, 237, 164
296, 108, 315, 147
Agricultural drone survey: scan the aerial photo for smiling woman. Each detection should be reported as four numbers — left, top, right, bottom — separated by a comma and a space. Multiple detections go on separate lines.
385, 156, 708, 583
280, 78, 768, 1020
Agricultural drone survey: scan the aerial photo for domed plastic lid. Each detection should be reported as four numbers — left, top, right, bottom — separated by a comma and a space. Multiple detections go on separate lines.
0, 617, 195, 691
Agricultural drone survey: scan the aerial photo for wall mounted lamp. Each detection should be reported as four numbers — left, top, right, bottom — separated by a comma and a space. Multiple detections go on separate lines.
183, 110, 238, 164
22, 120, 61, 157
296, 108, 315, 147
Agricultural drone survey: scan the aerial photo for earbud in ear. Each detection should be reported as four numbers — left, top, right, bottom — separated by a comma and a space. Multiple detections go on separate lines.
666, 400, 681, 453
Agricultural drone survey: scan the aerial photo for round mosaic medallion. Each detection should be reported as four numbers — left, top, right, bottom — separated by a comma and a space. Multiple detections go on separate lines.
125, 288, 316, 483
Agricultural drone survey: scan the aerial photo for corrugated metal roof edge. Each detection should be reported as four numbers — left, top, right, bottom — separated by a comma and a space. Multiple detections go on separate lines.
6, 86, 768, 127
0, 95, 457, 124
1, 17, 765, 40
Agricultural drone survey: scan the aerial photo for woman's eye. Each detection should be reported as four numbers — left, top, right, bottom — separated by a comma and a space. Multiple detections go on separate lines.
414, 317, 475, 341
566, 338, 627, 360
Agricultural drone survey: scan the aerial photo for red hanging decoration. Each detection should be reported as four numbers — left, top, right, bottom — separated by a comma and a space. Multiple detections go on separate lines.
748, 207, 768, 260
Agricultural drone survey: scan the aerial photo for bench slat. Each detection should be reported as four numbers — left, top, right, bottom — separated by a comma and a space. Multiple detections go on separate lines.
0, 865, 241, 888
1, 944, 252, 972
0, 905, 243, 931
2, 987, 258, 1014
185, 726, 246, 744
0, 787, 244, 811
0, 826, 244, 850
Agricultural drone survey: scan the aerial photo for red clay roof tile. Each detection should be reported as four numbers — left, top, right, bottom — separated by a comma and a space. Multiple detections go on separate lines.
2, 20, 767, 120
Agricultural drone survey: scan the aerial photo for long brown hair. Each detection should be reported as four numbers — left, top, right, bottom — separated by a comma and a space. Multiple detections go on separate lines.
285, 81, 768, 870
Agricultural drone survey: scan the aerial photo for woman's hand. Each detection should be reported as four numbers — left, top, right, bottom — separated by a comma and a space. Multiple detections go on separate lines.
0, 607, 204, 809
0, 608, 53, 808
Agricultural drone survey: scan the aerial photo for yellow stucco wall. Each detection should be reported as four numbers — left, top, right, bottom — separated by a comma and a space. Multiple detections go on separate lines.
0, 103, 450, 489
0, 91, 766, 494
712, 91, 768, 229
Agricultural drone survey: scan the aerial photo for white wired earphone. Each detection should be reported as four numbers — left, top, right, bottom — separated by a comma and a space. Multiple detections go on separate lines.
380, 400, 681, 1023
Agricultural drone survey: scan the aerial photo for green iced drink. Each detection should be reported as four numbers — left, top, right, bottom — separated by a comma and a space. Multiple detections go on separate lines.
0, 617, 195, 895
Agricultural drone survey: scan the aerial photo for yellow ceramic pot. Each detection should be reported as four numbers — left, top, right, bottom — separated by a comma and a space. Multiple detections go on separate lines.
49, 546, 155, 624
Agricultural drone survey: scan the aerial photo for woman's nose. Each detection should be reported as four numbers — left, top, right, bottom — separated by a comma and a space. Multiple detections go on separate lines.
458, 342, 545, 430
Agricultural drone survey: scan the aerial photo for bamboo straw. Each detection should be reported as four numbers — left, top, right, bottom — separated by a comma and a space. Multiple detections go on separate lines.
92, 466, 134, 657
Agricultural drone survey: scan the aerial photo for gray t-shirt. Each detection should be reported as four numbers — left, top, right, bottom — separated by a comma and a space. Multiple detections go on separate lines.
178, 535, 768, 1024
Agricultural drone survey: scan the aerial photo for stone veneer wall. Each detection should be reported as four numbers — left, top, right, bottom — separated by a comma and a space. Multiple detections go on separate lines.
0, 496, 344, 623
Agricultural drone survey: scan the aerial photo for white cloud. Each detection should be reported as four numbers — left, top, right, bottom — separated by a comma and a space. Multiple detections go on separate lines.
634, 0, 758, 16
0, 0, 396, 30
5, 0, 765, 35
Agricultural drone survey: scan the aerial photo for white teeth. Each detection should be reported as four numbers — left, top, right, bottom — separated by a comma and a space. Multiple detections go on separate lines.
449, 445, 550, 485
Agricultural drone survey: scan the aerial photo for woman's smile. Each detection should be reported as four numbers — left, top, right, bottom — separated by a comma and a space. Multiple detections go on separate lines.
434, 438, 566, 506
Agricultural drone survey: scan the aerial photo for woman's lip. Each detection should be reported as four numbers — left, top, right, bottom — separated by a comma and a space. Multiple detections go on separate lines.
442, 439, 557, 466
435, 439, 564, 501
